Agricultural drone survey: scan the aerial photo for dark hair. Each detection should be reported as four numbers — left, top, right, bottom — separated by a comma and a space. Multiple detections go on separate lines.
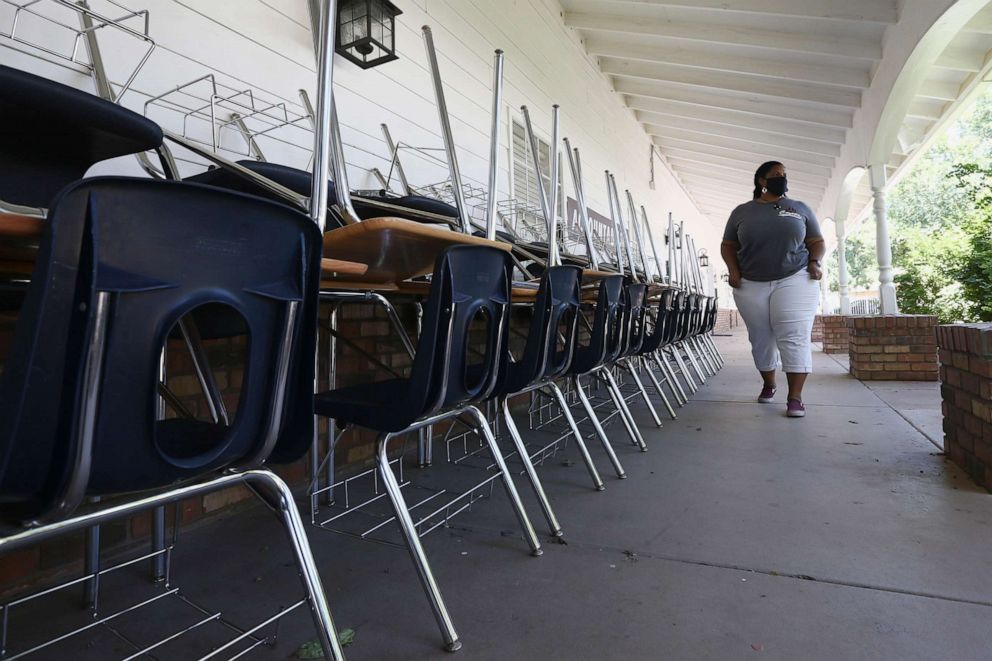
753, 161, 783, 199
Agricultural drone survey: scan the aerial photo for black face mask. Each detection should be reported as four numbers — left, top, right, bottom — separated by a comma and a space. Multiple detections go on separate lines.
765, 176, 788, 196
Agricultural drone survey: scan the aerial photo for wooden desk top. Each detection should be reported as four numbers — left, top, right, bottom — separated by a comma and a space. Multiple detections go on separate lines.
321, 258, 368, 277
0, 213, 43, 266
0, 213, 43, 240
322, 217, 511, 285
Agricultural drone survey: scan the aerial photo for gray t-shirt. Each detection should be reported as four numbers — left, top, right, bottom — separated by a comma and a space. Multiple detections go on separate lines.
723, 198, 822, 282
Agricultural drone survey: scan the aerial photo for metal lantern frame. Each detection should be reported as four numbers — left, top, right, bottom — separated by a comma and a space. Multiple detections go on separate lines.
335, 0, 402, 69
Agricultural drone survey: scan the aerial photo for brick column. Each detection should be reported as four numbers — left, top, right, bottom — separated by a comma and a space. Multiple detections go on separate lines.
938, 323, 992, 490
714, 309, 739, 333
848, 315, 938, 381
821, 315, 849, 354
811, 314, 824, 343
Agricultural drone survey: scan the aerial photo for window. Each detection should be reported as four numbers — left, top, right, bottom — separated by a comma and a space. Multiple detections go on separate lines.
510, 119, 565, 241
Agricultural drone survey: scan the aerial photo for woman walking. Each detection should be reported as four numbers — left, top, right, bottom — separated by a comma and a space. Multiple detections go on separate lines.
720, 161, 826, 418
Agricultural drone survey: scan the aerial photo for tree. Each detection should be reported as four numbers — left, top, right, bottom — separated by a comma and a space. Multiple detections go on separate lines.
948, 163, 992, 321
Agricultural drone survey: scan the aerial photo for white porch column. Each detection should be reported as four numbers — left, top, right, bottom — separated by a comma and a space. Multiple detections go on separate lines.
870, 164, 898, 314
819, 260, 829, 312
836, 219, 851, 314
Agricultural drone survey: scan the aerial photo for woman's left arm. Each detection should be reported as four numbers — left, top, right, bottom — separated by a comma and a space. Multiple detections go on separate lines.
806, 237, 826, 280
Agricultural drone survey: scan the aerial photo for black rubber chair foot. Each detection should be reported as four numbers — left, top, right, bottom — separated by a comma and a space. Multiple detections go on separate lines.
618, 473, 628, 479
445, 640, 463, 653
531, 548, 544, 557
553, 529, 565, 538
640, 447, 649, 452
595, 484, 606, 492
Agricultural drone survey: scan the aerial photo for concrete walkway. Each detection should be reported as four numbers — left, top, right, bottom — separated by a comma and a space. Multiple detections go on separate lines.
27, 333, 992, 659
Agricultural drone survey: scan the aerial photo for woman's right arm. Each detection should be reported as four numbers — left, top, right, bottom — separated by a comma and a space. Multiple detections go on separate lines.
721, 241, 742, 288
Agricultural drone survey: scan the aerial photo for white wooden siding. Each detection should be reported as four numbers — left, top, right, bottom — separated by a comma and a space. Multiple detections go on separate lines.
1, 0, 721, 257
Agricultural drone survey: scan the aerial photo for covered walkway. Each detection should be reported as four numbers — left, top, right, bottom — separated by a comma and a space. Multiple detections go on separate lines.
48, 332, 989, 659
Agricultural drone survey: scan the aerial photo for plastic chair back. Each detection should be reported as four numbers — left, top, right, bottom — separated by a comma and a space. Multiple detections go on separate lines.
0, 178, 320, 521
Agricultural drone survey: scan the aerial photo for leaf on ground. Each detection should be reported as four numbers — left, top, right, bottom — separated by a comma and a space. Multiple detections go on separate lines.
848, 420, 859, 424
751, 643, 765, 652
295, 629, 356, 659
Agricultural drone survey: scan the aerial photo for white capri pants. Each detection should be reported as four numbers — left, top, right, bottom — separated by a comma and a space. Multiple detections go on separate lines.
733, 270, 820, 373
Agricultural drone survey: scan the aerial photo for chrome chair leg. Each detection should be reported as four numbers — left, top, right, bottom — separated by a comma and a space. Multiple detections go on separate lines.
654, 352, 687, 406
377, 432, 462, 652
621, 359, 663, 428
548, 382, 605, 491
0, 471, 346, 661
640, 356, 677, 420
690, 336, 714, 377
252, 472, 347, 661
572, 375, 627, 479
500, 398, 565, 536
683, 341, 708, 384
694, 336, 718, 376
599, 368, 648, 451
672, 345, 699, 393
466, 406, 543, 556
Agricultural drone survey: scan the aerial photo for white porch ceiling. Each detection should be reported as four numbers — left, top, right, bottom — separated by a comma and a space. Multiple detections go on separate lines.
562, 1, 992, 237
561, 0, 895, 222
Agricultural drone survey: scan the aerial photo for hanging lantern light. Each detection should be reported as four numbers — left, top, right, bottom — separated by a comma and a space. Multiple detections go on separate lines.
336, 0, 402, 69
698, 249, 710, 268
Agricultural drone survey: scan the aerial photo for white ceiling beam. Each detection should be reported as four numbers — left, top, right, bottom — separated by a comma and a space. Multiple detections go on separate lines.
627, 97, 849, 143
678, 172, 824, 197
670, 160, 829, 188
682, 176, 823, 201
642, 119, 842, 157
683, 183, 824, 208
564, 12, 883, 60
616, 79, 855, 128
602, 58, 863, 108
595, 0, 899, 24
934, 46, 984, 72
915, 80, 963, 102
905, 99, 944, 121
653, 135, 837, 169
659, 146, 834, 178
584, 37, 872, 89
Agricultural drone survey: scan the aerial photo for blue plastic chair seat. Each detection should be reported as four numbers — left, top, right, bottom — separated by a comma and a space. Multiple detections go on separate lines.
0, 66, 163, 208
187, 160, 459, 228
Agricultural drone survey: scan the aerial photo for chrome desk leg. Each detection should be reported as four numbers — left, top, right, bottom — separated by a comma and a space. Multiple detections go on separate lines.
325, 304, 339, 503
84, 519, 99, 608
600, 368, 648, 452
572, 376, 626, 479
500, 398, 564, 536
621, 359, 663, 428
548, 382, 604, 491
466, 406, 543, 556
640, 356, 677, 420
378, 433, 462, 652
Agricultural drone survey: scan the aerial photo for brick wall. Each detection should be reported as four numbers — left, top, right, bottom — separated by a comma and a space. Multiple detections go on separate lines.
821, 315, 849, 354
714, 308, 740, 333
811, 315, 824, 343
848, 315, 938, 381
937, 323, 992, 491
